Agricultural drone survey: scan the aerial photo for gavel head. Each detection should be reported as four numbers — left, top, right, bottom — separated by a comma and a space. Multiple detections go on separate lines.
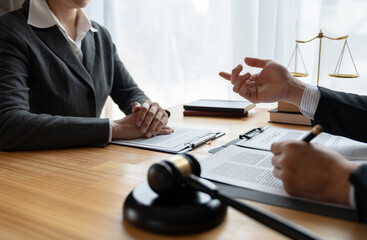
147, 154, 201, 195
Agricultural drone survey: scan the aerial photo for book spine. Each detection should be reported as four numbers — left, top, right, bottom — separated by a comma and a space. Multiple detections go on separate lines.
184, 110, 248, 117
183, 106, 245, 113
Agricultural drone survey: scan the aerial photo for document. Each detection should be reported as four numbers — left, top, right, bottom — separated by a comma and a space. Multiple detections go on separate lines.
236, 126, 367, 161
112, 127, 224, 153
201, 126, 367, 211
201, 145, 351, 209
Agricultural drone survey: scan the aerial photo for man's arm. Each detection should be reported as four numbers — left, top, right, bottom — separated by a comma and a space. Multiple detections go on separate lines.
220, 57, 367, 143
314, 87, 367, 143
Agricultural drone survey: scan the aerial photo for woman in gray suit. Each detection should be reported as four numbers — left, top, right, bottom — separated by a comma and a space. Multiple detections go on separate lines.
0, 0, 173, 150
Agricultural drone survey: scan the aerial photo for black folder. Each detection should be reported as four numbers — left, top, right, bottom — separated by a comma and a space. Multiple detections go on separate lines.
184, 99, 255, 113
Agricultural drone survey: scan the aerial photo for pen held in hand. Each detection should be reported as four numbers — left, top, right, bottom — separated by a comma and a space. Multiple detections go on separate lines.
302, 124, 323, 142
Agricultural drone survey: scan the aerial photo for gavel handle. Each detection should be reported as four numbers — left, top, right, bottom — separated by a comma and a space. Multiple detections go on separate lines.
186, 175, 322, 240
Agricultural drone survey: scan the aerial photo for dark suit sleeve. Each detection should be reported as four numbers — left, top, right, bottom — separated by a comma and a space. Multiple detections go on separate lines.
0, 22, 109, 151
349, 165, 367, 223
109, 44, 149, 115
313, 87, 367, 143
314, 87, 367, 222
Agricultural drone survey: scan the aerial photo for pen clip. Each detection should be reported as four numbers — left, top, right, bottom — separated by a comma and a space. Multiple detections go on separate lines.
239, 127, 264, 140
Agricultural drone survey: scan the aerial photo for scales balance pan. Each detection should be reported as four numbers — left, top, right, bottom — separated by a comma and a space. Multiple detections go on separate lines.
290, 72, 309, 77
329, 73, 359, 78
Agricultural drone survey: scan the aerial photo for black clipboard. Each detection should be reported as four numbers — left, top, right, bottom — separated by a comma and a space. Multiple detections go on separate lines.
112, 127, 225, 154
209, 127, 265, 154
207, 127, 359, 222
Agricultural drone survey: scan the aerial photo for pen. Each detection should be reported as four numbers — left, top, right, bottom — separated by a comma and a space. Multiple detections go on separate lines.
302, 124, 323, 142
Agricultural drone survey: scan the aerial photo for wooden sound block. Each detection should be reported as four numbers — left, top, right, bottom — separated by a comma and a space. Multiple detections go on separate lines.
123, 182, 227, 235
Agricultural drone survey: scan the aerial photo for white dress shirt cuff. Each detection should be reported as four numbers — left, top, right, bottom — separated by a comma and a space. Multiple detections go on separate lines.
349, 184, 357, 209
108, 119, 113, 142
299, 84, 321, 120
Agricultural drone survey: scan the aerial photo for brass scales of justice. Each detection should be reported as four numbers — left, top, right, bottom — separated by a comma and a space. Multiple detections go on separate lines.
287, 30, 359, 86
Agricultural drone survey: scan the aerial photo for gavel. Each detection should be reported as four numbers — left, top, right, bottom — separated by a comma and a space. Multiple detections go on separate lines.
147, 154, 322, 240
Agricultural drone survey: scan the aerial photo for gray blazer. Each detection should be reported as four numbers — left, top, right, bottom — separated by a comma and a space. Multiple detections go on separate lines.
0, 1, 149, 150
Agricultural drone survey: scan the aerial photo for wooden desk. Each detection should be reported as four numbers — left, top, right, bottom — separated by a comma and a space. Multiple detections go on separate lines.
0, 107, 365, 240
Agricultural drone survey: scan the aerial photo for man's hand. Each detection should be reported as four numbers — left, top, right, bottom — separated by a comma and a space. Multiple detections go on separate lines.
219, 57, 306, 106
112, 110, 173, 140
271, 141, 358, 205
131, 100, 172, 138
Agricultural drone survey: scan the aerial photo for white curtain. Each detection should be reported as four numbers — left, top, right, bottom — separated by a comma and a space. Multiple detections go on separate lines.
0, 0, 23, 15
85, 0, 302, 119
3, 0, 367, 119
297, 0, 367, 95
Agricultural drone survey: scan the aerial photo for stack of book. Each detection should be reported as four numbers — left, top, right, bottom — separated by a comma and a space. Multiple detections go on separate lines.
268, 101, 311, 126
183, 99, 255, 117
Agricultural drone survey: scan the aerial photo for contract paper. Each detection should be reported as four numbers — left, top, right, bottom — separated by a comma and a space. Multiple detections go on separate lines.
201, 145, 351, 209
236, 126, 367, 161
112, 127, 224, 153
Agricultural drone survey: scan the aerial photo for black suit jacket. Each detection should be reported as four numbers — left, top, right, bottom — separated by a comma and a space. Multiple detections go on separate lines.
314, 87, 367, 223
0, 1, 149, 150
